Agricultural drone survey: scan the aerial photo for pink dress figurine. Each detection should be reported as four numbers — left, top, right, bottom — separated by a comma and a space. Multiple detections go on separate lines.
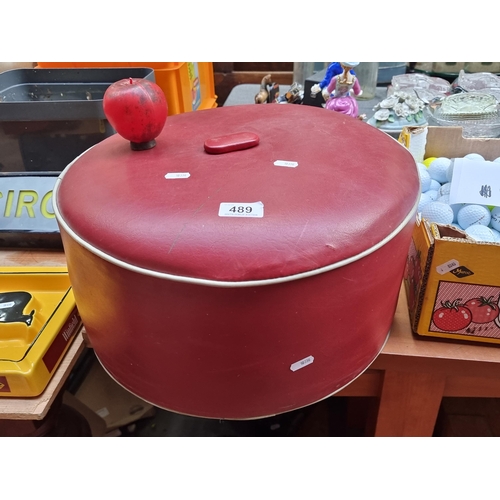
324, 62, 362, 118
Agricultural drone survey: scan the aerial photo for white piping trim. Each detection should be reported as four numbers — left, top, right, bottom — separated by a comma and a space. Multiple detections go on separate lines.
53, 156, 419, 289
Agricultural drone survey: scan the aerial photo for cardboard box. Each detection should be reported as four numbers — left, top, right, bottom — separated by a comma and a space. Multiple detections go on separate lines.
464, 62, 500, 74
63, 391, 107, 437
404, 127, 500, 344
75, 358, 155, 431
430, 62, 465, 74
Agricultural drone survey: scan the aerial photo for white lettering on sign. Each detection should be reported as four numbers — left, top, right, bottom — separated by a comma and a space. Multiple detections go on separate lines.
274, 160, 298, 168
436, 259, 460, 275
62, 314, 79, 342
0, 176, 58, 232
165, 172, 191, 179
218, 201, 264, 218
290, 355, 314, 372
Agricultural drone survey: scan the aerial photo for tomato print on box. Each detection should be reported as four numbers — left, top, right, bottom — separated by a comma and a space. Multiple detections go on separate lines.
430, 281, 500, 338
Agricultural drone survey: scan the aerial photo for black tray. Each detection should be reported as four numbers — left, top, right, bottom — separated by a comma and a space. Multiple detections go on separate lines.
0, 67, 155, 121
0, 67, 155, 248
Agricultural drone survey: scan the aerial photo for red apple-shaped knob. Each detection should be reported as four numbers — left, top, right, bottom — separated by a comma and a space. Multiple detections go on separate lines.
103, 78, 168, 151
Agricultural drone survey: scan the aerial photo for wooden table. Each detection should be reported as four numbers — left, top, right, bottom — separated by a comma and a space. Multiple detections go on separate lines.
0, 249, 87, 422
339, 285, 500, 436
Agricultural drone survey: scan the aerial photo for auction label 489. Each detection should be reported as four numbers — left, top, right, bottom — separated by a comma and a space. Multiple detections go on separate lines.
218, 201, 264, 218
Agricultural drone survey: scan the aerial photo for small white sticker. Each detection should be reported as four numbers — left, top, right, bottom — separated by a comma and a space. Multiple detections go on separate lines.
290, 355, 314, 372
274, 160, 298, 168
165, 172, 190, 179
96, 407, 110, 418
436, 259, 460, 275
219, 201, 264, 218
0, 301, 15, 309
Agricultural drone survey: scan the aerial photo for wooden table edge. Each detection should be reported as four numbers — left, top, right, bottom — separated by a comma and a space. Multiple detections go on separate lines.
0, 329, 87, 420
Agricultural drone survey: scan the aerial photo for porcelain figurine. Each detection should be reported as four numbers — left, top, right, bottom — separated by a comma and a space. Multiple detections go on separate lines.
324, 62, 362, 118
310, 62, 355, 101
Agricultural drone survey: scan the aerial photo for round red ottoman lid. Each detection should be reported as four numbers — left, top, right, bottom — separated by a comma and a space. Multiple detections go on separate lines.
54, 104, 419, 284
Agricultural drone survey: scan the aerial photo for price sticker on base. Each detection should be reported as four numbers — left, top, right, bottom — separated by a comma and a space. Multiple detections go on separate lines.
436, 259, 460, 275
274, 160, 298, 168
290, 355, 314, 372
165, 172, 190, 179
218, 201, 264, 218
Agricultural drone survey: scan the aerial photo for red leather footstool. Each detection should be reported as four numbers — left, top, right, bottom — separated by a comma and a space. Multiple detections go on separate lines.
53, 104, 419, 419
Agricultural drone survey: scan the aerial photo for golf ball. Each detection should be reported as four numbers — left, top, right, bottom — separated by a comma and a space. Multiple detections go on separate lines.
490, 207, 500, 231
490, 227, 500, 242
428, 157, 451, 183
439, 183, 452, 197
429, 179, 441, 191
421, 201, 454, 225
465, 225, 497, 242
464, 153, 485, 161
418, 192, 432, 212
426, 189, 439, 201
437, 195, 465, 222
417, 165, 431, 192
457, 204, 492, 229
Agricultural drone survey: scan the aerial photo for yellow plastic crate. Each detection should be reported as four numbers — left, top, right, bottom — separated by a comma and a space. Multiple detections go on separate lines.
0, 267, 81, 397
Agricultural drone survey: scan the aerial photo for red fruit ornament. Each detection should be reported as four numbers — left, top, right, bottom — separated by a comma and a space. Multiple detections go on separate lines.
103, 78, 168, 151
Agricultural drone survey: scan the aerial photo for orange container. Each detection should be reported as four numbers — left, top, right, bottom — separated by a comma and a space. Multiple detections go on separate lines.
36, 62, 218, 116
